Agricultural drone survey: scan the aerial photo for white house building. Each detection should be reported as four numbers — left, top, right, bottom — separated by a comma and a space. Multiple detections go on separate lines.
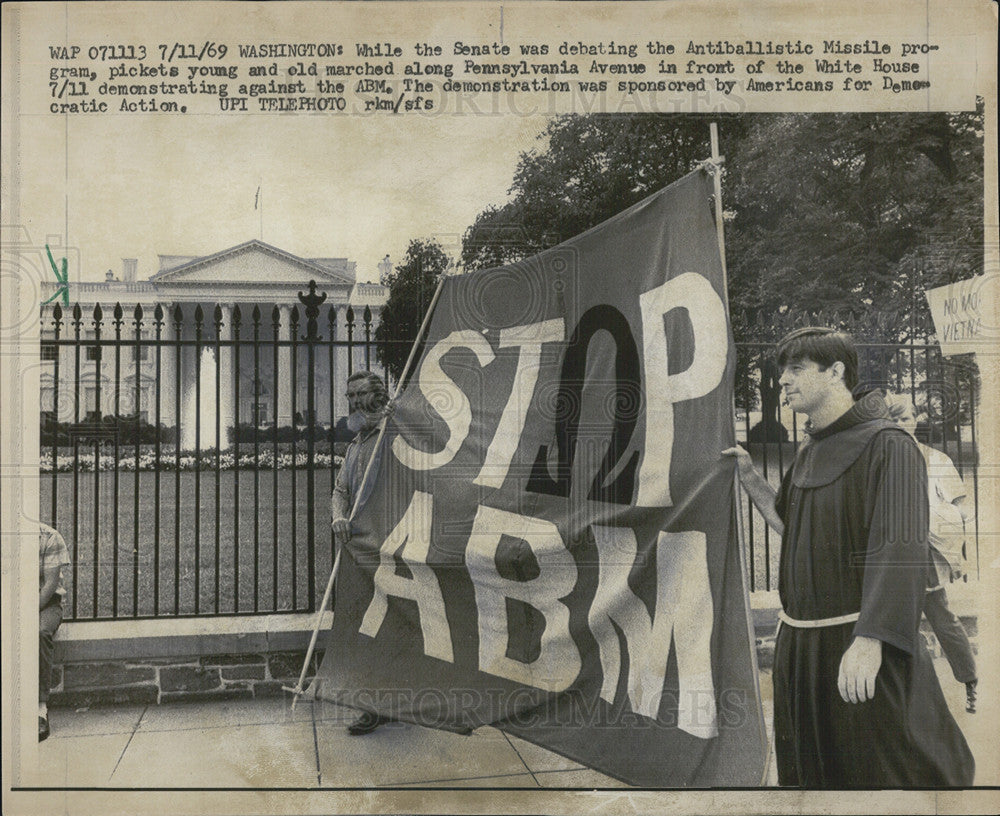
40, 240, 388, 449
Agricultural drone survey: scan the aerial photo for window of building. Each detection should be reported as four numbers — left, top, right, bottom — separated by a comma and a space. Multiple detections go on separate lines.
139, 388, 151, 420
253, 403, 268, 425
132, 345, 149, 361
85, 388, 99, 418
120, 386, 151, 418
41, 343, 58, 362
81, 331, 100, 362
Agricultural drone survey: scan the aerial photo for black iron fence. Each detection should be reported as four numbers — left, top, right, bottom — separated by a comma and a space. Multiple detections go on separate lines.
40, 283, 396, 621
40, 286, 980, 619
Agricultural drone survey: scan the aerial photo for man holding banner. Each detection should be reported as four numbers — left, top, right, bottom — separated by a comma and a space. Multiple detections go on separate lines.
726, 327, 974, 787
331, 370, 394, 736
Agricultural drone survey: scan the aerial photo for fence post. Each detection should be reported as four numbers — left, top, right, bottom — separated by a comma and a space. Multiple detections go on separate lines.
91, 303, 103, 617
363, 305, 372, 371
153, 304, 164, 616
299, 281, 327, 611
232, 305, 242, 613
194, 304, 204, 614
346, 306, 355, 376
213, 304, 223, 615
173, 305, 183, 615
71, 303, 82, 618
132, 304, 144, 616
289, 306, 300, 609
252, 304, 262, 612
112, 303, 123, 617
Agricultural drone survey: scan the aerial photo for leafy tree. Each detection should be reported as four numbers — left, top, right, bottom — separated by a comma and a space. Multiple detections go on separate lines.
461, 114, 748, 270
726, 109, 984, 344
374, 238, 451, 382
725, 109, 983, 434
458, 110, 983, 438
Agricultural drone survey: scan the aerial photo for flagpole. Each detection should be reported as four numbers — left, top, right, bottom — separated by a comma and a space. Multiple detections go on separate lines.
284, 273, 449, 707
706, 122, 772, 784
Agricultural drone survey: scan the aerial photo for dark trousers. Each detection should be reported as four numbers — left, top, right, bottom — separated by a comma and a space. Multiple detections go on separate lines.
925, 587, 976, 684
39, 599, 63, 703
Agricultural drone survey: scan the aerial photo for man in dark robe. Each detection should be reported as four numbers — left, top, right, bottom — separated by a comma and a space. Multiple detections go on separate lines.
724, 327, 973, 787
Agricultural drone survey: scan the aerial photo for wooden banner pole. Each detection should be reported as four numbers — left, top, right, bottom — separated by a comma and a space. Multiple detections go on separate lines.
707, 121, 772, 784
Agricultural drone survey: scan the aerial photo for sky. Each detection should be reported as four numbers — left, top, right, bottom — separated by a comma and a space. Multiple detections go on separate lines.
13, 111, 550, 285
6, 0, 567, 287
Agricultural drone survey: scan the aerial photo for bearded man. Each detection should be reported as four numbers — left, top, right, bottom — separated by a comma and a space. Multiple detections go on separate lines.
331, 370, 392, 735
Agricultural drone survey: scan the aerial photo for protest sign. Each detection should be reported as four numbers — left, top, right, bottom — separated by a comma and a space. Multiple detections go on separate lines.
311, 169, 766, 786
925, 275, 998, 356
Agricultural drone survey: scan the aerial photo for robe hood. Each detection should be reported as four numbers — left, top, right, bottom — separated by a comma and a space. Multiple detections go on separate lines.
791, 390, 900, 488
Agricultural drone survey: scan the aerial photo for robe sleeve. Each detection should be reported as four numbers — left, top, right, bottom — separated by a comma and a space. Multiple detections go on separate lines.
774, 467, 793, 521
852, 429, 929, 656
333, 442, 353, 506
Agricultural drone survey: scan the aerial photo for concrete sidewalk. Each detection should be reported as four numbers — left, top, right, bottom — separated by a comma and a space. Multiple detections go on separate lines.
35, 656, 990, 789
37, 695, 631, 788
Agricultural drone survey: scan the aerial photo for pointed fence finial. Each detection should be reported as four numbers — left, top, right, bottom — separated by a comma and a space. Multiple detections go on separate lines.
298, 280, 327, 341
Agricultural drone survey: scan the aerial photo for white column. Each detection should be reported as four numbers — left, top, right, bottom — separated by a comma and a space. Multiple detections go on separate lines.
276, 304, 292, 427
333, 306, 349, 422
179, 306, 201, 452
159, 312, 177, 431
217, 304, 234, 449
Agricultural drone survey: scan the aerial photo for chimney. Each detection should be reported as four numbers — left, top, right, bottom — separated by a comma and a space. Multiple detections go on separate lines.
122, 258, 137, 283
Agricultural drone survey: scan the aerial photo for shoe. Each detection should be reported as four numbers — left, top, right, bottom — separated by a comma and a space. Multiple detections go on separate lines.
38, 716, 50, 742
347, 711, 391, 735
965, 680, 977, 713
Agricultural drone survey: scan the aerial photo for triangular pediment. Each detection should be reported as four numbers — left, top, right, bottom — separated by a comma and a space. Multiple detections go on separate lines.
151, 241, 355, 286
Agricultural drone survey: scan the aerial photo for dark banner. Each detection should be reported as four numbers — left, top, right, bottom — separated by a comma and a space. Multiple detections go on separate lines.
311, 170, 767, 786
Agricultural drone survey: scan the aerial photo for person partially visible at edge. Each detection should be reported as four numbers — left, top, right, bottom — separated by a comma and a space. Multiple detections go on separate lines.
331, 370, 392, 736
886, 392, 978, 714
723, 327, 973, 787
39, 522, 70, 742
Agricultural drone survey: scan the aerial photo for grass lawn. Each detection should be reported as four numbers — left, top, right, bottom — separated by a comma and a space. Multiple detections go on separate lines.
40, 468, 336, 619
